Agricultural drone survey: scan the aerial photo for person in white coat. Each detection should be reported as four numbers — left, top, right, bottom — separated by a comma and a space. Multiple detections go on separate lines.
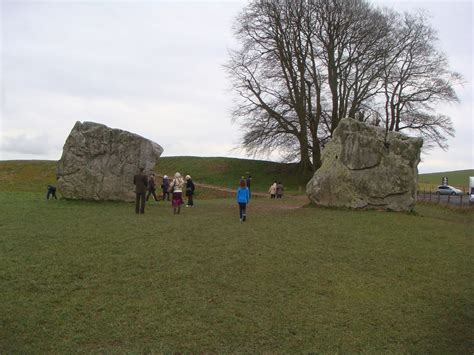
268, 181, 277, 199
169, 172, 185, 214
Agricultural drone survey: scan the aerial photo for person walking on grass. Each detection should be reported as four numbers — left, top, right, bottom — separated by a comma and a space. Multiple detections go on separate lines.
169, 172, 185, 214
276, 181, 284, 199
161, 175, 170, 201
236, 179, 250, 222
269, 181, 277, 199
133, 167, 148, 214
185, 175, 195, 207
146, 173, 159, 202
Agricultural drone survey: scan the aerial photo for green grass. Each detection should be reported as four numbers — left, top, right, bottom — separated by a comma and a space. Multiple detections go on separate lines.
0, 160, 57, 193
1, 160, 473, 351
1, 191, 473, 353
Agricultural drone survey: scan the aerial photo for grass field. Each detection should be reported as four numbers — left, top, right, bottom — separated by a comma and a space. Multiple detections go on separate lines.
1, 160, 473, 352
1, 193, 473, 352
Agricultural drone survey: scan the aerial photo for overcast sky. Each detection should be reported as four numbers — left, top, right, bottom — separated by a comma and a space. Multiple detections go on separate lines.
1, 0, 472, 173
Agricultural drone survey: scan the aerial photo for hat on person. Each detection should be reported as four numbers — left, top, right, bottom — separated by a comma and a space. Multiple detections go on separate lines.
185, 175, 191, 180
174, 172, 181, 178
163, 175, 168, 179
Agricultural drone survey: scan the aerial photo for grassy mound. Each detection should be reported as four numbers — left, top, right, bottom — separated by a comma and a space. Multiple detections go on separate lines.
155, 156, 312, 193
0, 160, 57, 193
0, 158, 312, 195
2, 158, 469, 196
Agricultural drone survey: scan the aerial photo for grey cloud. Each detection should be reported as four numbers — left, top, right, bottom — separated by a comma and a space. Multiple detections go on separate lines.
1, 133, 51, 155
3, 2, 239, 103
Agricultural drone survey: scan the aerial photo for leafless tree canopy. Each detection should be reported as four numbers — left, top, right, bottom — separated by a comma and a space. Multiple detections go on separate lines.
225, 0, 462, 171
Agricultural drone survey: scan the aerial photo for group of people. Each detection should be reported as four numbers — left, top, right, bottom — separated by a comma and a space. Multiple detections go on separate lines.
50, 168, 283, 223
133, 168, 195, 214
268, 181, 284, 199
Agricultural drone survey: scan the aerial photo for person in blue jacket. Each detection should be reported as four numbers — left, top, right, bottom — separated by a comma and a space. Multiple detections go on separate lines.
236, 178, 250, 222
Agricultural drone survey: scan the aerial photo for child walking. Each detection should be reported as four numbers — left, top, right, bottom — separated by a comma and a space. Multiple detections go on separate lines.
236, 179, 250, 222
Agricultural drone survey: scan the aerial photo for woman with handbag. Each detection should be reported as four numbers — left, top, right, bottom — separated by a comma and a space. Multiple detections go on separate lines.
169, 172, 185, 214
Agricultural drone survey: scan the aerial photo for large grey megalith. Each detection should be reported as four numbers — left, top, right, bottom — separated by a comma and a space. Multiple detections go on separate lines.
306, 117, 423, 211
57, 121, 163, 202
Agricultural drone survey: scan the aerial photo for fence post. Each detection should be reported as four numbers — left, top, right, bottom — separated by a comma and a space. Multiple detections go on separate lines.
460, 194, 463, 206
437, 193, 440, 204
447, 194, 451, 204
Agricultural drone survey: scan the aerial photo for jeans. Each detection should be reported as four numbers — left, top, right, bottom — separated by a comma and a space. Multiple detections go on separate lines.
238, 202, 247, 220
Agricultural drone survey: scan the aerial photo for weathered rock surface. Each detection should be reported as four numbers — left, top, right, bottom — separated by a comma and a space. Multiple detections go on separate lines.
306, 118, 423, 211
57, 121, 163, 201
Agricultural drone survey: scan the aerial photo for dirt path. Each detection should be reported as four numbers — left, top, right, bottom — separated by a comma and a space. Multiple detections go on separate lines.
195, 182, 269, 198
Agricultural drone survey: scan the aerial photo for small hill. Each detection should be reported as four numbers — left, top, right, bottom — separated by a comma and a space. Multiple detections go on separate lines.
155, 156, 312, 193
418, 169, 473, 193
0, 158, 312, 195
1, 158, 471, 195
418, 169, 473, 188
0, 160, 57, 193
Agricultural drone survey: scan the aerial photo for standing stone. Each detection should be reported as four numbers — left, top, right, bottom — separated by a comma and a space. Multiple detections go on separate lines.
57, 121, 163, 201
306, 118, 423, 211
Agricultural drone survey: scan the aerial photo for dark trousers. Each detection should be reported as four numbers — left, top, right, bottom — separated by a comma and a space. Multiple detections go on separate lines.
146, 188, 158, 201
47, 190, 57, 200
135, 192, 146, 214
238, 202, 247, 220
187, 194, 194, 206
162, 191, 170, 201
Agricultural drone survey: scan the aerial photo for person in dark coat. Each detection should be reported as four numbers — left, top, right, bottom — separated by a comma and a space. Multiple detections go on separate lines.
133, 167, 148, 214
146, 173, 159, 202
46, 185, 57, 200
246, 175, 252, 198
161, 175, 170, 201
276, 181, 284, 198
185, 175, 195, 207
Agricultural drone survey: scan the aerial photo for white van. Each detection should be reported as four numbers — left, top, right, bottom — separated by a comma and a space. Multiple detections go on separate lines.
469, 177, 474, 204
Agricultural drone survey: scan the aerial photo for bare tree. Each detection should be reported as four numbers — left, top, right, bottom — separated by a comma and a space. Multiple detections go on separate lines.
226, 0, 461, 171
226, 0, 322, 171
311, 0, 391, 133
380, 11, 461, 149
